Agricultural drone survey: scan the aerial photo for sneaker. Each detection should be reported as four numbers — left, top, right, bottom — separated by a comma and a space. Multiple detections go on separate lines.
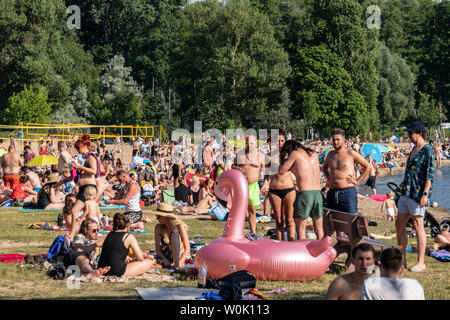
409, 264, 426, 272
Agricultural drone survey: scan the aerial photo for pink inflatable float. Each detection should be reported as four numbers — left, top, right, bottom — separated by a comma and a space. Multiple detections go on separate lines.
370, 194, 387, 202
195, 169, 337, 281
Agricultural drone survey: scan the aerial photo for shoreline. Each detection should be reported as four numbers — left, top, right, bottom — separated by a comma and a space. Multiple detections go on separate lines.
360, 160, 450, 221
376, 159, 450, 179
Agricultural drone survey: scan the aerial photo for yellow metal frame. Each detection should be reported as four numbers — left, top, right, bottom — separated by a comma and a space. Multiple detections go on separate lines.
0, 123, 170, 147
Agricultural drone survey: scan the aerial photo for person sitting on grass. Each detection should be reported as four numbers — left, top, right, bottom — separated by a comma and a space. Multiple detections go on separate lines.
325, 243, 376, 300
362, 248, 425, 300
63, 218, 111, 279
152, 203, 191, 270
11, 175, 38, 205
436, 221, 450, 250
35, 174, 65, 209
62, 194, 77, 228
98, 213, 153, 278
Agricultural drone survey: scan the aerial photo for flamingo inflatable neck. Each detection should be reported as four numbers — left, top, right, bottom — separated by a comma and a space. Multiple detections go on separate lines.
217, 170, 249, 241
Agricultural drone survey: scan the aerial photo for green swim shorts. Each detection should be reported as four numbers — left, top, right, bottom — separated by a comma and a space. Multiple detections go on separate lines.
248, 182, 260, 207
294, 190, 323, 219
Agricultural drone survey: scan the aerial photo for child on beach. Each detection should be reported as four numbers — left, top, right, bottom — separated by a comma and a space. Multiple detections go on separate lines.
79, 186, 105, 229
380, 192, 397, 221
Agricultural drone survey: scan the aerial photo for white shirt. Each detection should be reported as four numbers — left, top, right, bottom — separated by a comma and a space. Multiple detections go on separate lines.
362, 277, 425, 300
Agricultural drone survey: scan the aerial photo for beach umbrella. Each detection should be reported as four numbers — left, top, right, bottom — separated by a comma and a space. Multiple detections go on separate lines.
319, 147, 334, 164
374, 144, 390, 153
361, 144, 383, 164
386, 145, 396, 152
26, 155, 58, 166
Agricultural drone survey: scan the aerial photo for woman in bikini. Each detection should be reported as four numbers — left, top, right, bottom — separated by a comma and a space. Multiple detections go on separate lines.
69, 135, 101, 240
153, 203, 191, 270
266, 134, 297, 241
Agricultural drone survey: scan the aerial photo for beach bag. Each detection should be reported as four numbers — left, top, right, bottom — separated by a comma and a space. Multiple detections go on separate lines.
217, 270, 257, 289
47, 235, 70, 260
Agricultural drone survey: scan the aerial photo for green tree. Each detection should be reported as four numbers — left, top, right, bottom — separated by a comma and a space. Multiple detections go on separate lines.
416, 91, 440, 129
173, 0, 290, 130
291, 46, 368, 137
93, 55, 144, 125
4, 85, 52, 124
415, 1, 450, 117
51, 86, 92, 124
375, 42, 416, 125
0, 0, 100, 119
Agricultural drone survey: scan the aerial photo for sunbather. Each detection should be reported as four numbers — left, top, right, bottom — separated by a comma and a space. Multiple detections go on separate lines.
152, 203, 191, 270
98, 213, 153, 277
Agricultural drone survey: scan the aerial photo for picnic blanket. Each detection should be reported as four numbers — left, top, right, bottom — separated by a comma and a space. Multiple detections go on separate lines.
0, 253, 26, 263
77, 269, 175, 284
135, 286, 220, 300
18, 205, 125, 211
429, 249, 450, 262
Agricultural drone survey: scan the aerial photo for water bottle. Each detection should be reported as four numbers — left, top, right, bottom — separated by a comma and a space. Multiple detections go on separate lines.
57, 213, 64, 227
194, 236, 201, 245
198, 262, 207, 288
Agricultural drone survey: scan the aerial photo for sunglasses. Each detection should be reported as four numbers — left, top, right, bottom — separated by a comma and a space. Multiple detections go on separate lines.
90, 229, 99, 233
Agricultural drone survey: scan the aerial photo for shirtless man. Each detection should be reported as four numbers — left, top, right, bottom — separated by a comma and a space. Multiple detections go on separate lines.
325, 243, 376, 300
234, 135, 268, 234
132, 137, 140, 157
20, 167, 42, 192
322, 128, 371, 214
279, 140, 323, 240
57, 141, 73, 175
364, 155, 378, 197
1, 143, 24, 190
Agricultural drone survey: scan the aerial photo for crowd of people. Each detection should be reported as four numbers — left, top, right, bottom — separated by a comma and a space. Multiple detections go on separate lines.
0, 122, 448, 298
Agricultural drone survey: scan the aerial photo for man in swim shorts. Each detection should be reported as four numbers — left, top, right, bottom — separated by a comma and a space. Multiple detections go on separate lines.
322, 128, 371, 214
279, 141, 323, 239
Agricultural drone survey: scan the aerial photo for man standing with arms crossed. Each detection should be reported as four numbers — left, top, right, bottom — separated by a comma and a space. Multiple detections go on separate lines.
322, 128, 371, 214
396, 121, 434, 272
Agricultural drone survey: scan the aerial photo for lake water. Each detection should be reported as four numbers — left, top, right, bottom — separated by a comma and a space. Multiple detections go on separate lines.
374, 165, 450, 213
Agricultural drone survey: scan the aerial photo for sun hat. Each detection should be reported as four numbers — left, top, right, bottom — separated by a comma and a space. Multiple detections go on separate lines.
44, 174, 62, 186
150, 203, 188, 230
405, 121, 427, 133
149, 202, 180, 220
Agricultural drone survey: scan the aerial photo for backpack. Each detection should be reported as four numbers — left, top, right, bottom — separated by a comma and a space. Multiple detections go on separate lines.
47, 235, 71, 260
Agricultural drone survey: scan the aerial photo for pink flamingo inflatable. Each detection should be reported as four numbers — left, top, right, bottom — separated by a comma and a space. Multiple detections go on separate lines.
195, 169, 337, 281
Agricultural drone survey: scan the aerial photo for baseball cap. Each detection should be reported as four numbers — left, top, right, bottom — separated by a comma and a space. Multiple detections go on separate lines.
405, 121, 427, 133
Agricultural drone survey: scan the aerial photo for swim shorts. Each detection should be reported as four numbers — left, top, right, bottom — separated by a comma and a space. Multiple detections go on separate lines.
397, 196, 426, 217
248, 182, 260, 207
76, 184, 97, 202
124, 210, 143, 224
365, 176, 376, 189
294, 190, 323, 219
3, 174, 20, 190
326, 187, 358, 214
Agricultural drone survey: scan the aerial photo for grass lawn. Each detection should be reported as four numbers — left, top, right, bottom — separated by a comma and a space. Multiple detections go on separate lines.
0, 207, 448, 300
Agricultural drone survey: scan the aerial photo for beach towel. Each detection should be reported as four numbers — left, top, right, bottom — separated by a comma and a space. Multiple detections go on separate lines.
0, 254, 26, 263
135, 287, 220, 300
429, 249, 450, 262
18, 205, 125, 211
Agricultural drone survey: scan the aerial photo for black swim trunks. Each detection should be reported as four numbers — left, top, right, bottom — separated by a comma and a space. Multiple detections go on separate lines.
365, 176, 376, 189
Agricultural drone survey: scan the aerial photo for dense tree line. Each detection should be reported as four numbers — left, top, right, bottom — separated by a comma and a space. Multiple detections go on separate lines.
0, 0, 448, 139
